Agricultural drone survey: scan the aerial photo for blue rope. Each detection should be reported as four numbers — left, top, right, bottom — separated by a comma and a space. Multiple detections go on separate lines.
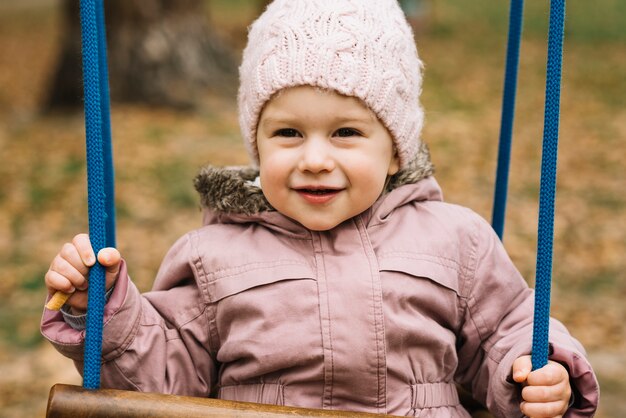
492, 0, 524, 240
96, 0, 116, 249
79, 0, 114, 389
532, 0, 566, 371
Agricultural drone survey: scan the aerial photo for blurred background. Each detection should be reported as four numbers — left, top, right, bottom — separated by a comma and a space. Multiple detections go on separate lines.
0, 0, 624, 416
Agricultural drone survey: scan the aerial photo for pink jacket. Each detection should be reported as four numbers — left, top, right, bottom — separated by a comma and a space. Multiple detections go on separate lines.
42, 150, 599, 417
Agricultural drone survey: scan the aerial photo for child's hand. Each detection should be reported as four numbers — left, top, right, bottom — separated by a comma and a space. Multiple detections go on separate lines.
45, 233, 121, 313
512, 355, 572, 418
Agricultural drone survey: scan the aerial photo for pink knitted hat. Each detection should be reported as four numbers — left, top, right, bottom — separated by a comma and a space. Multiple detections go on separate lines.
238, 0, 424, 169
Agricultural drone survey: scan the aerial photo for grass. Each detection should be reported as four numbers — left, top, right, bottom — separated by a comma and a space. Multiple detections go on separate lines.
0, 0, 624, 416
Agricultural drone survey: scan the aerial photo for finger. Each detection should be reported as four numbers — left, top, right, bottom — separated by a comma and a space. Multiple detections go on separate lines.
45, 270, 89, 311
97, 247, 121, 269
45, 270, 78, 294
520, 399, 567, 418
49, 256, 89, 291
527, 361, 569, 386
97, 248, 121, 289
72, 233, 96, 267
512, 355, 533, 383
522, 381, 571, 404
58, 242, 90, 277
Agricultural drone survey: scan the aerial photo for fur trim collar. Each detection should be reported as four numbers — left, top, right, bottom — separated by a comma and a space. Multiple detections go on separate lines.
194, 143, 434, 216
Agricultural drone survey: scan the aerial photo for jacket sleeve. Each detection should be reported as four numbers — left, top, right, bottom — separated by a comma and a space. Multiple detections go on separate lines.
41, 234, 218, 397
454, 213, 599, 418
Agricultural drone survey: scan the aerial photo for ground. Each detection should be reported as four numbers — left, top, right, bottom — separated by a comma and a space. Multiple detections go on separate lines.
0, 0, 624, 417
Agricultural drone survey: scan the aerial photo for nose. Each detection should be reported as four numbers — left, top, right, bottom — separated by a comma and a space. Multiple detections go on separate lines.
297, 136, 336, 173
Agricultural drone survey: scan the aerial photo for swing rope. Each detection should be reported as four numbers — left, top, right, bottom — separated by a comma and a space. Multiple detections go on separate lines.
95, 0, 116, 249
75, 0, 565, 387
79, 0, 115, 389
492, 0, 524, 240
531, 0, 566, 371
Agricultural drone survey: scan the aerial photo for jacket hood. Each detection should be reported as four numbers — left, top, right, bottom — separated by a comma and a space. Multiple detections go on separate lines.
194, 142, 436, 219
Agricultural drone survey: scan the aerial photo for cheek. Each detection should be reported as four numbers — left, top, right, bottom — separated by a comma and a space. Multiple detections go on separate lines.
355, 150, 393, 186
258, 147, 277, 185
348, 163, 387, 200
259, 164, 287, 202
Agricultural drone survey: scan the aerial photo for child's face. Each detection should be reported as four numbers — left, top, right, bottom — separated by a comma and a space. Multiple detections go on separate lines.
256, 86, 400, 231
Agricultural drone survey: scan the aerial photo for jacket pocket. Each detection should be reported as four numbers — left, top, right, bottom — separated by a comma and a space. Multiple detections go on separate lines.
206, 261, 315, 302
208, 262, 322, 385
379, 254, 461, 295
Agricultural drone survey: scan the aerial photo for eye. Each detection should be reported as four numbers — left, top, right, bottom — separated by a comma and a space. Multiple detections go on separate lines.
334, 127, 361, 137
274, 128, 301, 137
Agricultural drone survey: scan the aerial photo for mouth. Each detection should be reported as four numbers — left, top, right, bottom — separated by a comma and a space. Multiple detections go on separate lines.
298, 188, 339, 194
294, 187, 343, 204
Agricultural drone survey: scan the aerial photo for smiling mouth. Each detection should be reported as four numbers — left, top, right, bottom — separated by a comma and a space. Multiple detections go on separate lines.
295, 188, 342, 204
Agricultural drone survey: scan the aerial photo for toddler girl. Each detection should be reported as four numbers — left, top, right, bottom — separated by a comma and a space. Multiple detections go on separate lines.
42, 1, 599, 417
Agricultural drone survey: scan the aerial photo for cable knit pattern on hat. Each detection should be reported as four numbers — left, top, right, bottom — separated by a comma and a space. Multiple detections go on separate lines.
238, 0, 424, 169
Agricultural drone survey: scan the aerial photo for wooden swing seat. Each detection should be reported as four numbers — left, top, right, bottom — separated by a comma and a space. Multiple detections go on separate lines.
46, 384, 493, 418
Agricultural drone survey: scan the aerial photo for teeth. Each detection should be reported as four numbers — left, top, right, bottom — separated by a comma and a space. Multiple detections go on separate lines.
303, 189, 334, 195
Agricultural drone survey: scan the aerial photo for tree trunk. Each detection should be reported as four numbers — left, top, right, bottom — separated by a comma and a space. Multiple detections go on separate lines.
45, 0, 237, 110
